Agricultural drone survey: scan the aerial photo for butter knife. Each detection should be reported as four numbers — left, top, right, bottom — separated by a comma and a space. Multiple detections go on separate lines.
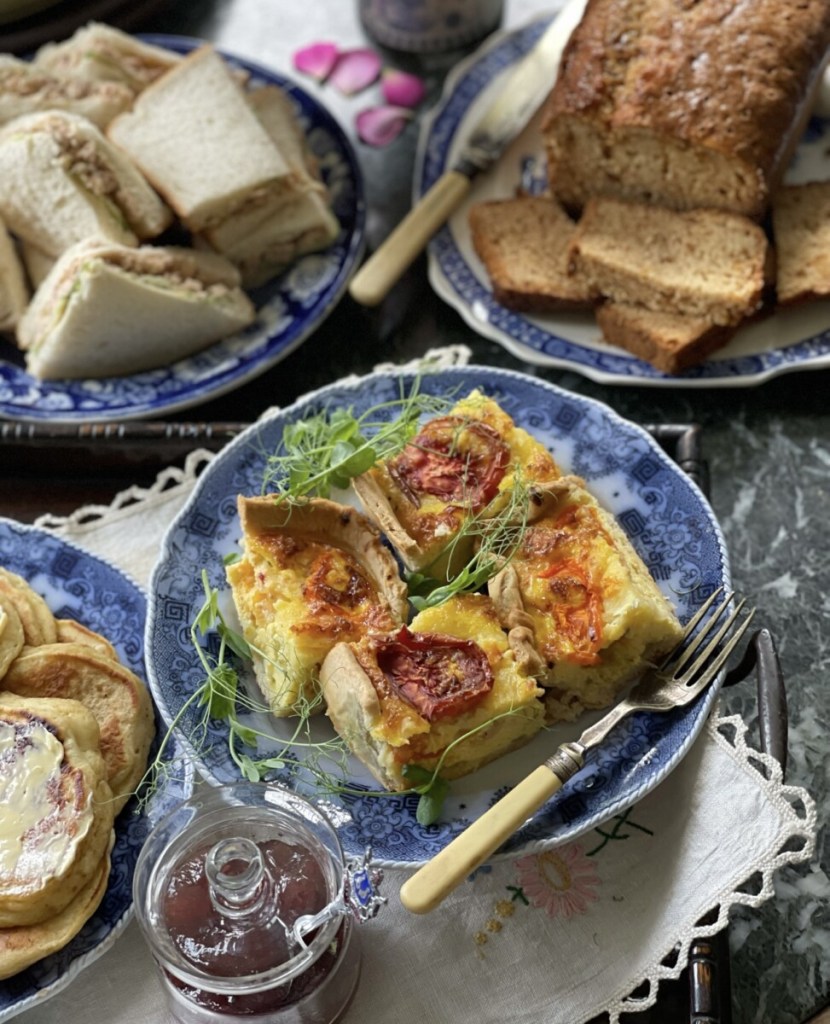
348, 0, 586, 307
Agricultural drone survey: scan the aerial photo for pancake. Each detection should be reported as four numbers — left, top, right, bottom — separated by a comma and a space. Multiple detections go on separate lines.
0, 693, 115, 927
0, 841, 111, 979
55, 618, 119, 660
3, 643, 155, 812
0, 594, 24, 679
0, 569, 57, 647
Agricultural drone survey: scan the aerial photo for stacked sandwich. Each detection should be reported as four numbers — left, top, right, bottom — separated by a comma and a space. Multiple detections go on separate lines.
0, 23, 339, 380
226, 391, 684, 792
470, 0, 830, 374
0, 566, 155, 979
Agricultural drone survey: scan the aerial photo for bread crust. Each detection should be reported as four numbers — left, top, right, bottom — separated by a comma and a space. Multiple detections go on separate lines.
543, 0, 830, 218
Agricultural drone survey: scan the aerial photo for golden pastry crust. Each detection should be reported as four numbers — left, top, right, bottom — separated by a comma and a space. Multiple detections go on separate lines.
320, 593, 545, 791
227, 496, 408, 715
489, 478, 684, 722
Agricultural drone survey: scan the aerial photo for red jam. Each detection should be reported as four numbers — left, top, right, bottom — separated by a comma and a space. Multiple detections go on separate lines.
160, 837, 341, 1015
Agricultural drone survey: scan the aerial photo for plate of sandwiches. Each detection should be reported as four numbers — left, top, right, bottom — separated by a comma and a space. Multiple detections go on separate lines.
0, 518, 192, 1021
419, 0, 830, 387
0, 24, 364, 421
145, 365, 729, 866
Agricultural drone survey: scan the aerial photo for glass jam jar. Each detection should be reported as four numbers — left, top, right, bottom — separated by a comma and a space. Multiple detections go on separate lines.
133, 782, 383, 1024
358, 0, 504, 53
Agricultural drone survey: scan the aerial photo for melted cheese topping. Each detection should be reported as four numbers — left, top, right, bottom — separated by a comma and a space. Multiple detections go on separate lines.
0, 719, 92, 889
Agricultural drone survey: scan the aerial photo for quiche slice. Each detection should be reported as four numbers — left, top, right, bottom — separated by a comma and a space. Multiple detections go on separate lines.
488, 477, 684, 723
319, 593, 545, 791
352, 389, 563, 577
226, 496, 408, 716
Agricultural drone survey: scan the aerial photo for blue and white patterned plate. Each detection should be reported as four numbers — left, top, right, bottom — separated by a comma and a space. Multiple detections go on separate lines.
418, 10, 830, 387
0, 36, 364, 422
0, 519, 193, 1023
146, 366, 729, 866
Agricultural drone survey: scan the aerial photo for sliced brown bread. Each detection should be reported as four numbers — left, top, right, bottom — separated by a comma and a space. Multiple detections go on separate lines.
469, 195, 592, 313
595, 302, 739, 374
772, 181, 830, 305
569, 198, 770, 326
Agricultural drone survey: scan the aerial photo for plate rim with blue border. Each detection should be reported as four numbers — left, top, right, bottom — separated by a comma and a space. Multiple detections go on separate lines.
417, 11, 830, 388
144, 365, 731, 868
0, 517, 193, 1023
0, 35, 365, 423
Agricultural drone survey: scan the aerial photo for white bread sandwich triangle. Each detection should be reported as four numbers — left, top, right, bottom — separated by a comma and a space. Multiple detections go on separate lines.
0, 54, 132, 129
0, 110, 172, 259
17, 238, 256, 380
0, 216, 29, 332
107, 46, 303, 233
201, 85, 339, 287
35, 22, 181, 94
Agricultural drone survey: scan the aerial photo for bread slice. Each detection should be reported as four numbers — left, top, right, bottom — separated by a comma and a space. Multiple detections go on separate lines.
320, 594, 545, 791
569, 198, 769, 325
541, 0, 830, 218
107, 46, 301, 232
353, 389, 563, 576
17, 238, 256, 380
772, 181, 830, 305
0, 693, 115, 928
201, 86, 339, 288
595, 302, 738, 374
488, 477, 684, 724
35, 22, 181, 94
0, 55, 132, 129
0, 217, 28, 332
469, 195, 592, 312
0, 110, 172, 258
226, 497, 408, 716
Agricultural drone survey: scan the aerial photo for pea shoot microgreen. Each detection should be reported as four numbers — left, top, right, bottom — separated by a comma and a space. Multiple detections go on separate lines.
261, 376, 454, 500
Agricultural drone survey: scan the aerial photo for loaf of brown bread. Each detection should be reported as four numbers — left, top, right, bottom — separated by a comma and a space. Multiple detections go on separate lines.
542, 0, 830, 220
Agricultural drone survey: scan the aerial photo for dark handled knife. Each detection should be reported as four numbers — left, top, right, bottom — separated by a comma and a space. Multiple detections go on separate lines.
348, 1, 585, 307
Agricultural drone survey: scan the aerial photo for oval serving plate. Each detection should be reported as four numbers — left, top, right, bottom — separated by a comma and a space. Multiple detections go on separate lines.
145, 366, 729, 867
418, 9, 830, 387
0, 518, 193, 1023
0, 36, 365, 422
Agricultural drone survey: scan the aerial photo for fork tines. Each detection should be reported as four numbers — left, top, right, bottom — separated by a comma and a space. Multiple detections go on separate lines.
672, 586, 756, 686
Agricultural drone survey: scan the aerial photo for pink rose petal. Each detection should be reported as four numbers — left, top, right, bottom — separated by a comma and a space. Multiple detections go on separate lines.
292, 41, 340, 81
329, 47, 382, 95
381, 69, 426, 109
356, 105, 414, 147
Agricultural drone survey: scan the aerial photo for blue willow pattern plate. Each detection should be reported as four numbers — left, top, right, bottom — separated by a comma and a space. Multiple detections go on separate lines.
0, 36, 365, 423
418, 12, 830, 387
146, 366, 729, 866
0, 519, 193, 1023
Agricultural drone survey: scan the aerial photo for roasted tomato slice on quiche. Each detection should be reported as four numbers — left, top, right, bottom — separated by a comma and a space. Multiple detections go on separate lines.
320, 594, 545, 791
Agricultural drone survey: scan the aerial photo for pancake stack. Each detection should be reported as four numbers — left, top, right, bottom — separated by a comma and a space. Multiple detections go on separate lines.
0, 567, 154, 979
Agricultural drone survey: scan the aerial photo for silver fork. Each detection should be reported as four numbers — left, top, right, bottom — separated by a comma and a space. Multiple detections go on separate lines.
399, 587, 755, 914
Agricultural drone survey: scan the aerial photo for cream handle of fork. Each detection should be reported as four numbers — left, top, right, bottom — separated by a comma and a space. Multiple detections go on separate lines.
399, 745, 584, 915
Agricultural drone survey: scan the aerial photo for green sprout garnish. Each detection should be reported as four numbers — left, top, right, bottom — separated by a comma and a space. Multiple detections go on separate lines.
261, 376, 454, 500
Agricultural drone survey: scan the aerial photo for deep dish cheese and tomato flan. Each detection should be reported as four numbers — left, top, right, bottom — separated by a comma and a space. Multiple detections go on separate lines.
228, 390, 684, 789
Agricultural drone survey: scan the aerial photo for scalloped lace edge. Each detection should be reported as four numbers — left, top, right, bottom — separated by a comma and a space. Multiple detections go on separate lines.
603, 709, 817, 1024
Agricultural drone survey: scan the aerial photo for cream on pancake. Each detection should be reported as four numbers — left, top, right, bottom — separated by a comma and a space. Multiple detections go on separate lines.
0, 694, 115, 927
3, 644, 154, 812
